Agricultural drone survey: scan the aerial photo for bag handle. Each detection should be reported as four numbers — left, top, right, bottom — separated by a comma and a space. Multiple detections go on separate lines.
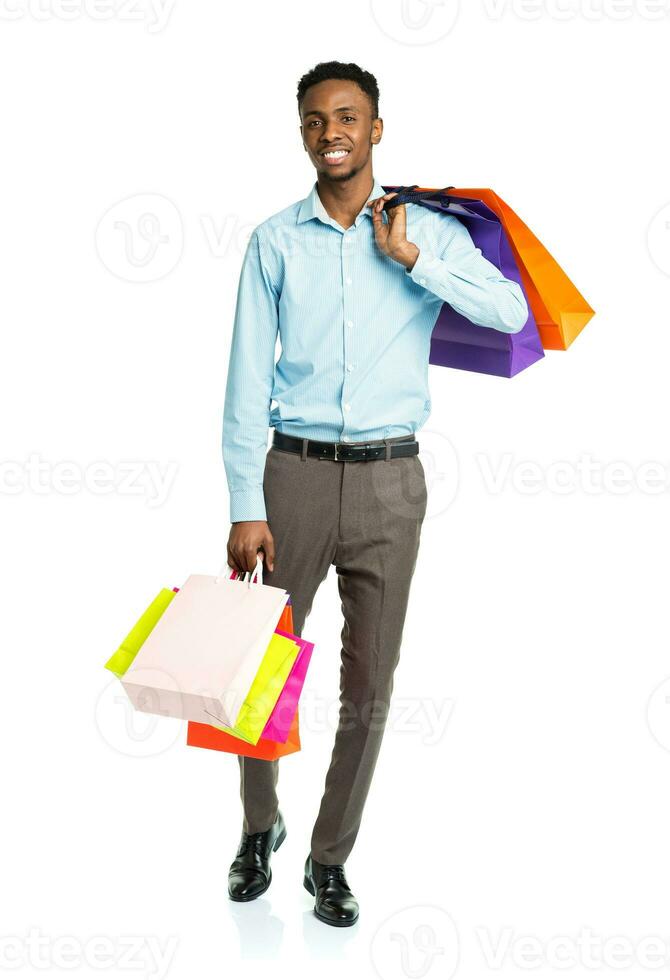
214, 554, 264, 586
383, 184, 455, 211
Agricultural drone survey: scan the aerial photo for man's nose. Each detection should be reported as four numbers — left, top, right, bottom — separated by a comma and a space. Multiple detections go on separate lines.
322, 120, 344, 142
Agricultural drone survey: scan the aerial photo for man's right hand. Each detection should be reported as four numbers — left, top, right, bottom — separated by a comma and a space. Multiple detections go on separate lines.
227, 520, 276, 575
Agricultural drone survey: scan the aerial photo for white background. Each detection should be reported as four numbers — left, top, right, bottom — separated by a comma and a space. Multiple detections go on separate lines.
2, 0, 670, 977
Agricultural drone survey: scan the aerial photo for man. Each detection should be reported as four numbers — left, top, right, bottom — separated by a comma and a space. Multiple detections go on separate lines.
223, 61, 528, 927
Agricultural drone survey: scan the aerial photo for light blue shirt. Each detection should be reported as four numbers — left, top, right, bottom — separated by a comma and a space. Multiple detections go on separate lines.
222, 177, 528, 523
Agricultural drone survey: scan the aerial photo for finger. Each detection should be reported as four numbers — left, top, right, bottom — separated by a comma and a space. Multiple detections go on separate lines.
244, 545, 260, 574
263, 532, 275, 572
387, 202, 407, 234
370, 208, 388, 244
371, 202, 390, 224
256, 545, 270, 575
366, 192, 397, 209
371, 206, 384, 226
227, 546, 242, 576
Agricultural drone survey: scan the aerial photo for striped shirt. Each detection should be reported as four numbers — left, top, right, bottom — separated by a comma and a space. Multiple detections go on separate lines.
222, 176, 528, 523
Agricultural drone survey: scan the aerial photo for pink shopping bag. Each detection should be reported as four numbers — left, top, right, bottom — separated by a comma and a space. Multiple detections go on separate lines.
261, 629, 315, 743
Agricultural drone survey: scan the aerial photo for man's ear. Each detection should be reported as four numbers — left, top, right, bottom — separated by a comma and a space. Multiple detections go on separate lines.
371, 117, 383, 145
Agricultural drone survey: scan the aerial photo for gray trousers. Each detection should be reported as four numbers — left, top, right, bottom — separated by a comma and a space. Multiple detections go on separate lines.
238, 433, 428, 865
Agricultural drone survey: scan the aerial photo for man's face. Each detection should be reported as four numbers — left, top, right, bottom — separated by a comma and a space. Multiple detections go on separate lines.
299, 78, 382, 182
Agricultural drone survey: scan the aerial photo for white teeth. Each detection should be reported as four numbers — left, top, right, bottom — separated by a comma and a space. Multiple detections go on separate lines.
323, 150, 348, 158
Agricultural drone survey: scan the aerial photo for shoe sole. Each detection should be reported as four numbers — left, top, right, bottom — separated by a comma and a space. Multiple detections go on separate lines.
228, 826, 287, 902
303, 875, 359, 927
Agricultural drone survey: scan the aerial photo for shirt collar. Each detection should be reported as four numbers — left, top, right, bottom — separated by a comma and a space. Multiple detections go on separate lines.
297, 177, 386, 230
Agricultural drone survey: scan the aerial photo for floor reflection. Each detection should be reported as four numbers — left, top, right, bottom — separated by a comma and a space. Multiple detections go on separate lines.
228, 897, 285, 958
302, 908, 360, 957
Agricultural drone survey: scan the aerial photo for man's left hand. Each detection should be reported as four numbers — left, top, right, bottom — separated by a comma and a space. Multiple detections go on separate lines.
366, 191, 420, 271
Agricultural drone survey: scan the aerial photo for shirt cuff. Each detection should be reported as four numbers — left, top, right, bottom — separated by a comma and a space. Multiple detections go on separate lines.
229, 487, 267, 524
405, 247, 443, 291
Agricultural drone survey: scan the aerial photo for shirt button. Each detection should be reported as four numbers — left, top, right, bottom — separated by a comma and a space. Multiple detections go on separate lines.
346, 320, 353, 328
419, 277, 427, 286
346, 363, 354, 371
343, 403, 351, 412
345, 277, 352, 285
342, 436, 351, 442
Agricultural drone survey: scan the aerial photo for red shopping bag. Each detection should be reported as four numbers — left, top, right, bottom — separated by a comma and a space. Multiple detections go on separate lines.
186, 705, 301, 760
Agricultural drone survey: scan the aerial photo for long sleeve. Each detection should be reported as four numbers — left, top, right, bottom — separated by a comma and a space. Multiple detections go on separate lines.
406, 213, 529, 333
222, 229, 280, 523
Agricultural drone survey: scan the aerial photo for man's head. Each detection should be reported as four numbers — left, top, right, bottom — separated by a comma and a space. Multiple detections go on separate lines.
297, 61, 382, 183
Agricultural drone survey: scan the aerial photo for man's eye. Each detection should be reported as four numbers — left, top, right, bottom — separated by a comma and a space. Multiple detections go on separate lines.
342, 116, 355, 122
309, 120, 321, 127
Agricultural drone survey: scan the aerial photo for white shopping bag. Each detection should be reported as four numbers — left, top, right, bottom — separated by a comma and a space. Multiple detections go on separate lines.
120, 556, 289, 727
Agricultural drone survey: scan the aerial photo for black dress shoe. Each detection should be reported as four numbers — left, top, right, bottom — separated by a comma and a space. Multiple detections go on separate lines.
303, 854, 360, 926
228, 811, 287, 901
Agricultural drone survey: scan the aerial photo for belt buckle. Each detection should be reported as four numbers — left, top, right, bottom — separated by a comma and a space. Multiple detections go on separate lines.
334, 441, 357, 461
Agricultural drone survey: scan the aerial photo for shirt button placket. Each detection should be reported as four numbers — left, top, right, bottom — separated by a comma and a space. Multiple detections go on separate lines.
341, 229, 355, 442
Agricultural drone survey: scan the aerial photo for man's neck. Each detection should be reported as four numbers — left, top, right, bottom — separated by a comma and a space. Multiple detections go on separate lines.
315, 167, 375, 231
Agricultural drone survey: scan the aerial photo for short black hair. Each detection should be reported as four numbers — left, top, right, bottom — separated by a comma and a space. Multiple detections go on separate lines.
297, 61, 380, 119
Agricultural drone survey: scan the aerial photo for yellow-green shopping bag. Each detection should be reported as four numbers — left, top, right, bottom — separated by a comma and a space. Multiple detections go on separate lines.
105, 587, 177, 677
209, 630, 301, 744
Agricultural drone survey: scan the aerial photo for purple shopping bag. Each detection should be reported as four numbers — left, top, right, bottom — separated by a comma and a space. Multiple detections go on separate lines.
382, 185, 544, 378
260, 628, 314, 743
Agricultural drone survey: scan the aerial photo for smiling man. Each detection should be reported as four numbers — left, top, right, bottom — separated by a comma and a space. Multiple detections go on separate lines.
222, 61, 528, 927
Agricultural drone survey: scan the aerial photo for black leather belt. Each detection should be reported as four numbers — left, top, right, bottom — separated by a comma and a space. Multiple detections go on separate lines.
272, 430, 419, 462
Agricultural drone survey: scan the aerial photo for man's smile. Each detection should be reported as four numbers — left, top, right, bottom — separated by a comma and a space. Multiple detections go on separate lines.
320, 148, 351, 166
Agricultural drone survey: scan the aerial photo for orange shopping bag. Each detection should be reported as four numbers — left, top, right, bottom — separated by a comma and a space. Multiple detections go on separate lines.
446, 187, 594, 351
186, 701, 301, 760
276, 599, 293, 634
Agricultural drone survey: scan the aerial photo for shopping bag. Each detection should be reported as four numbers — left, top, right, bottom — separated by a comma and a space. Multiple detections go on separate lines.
185, 578, 303, 758
276, 600, 293, 633
383, 184, 543, 378
186, 704, 301, 760
105, 587, 177, 678
451, 187, 594, 350
209, 627, 314, 745
210, 630, 301, 744
386, 184, 594, 354
225, 572, 311, 743
230, 568, 294, 632
104, 571, 306, 757
216, 568, 302, 741
119, 556, 289, 727
261, 630, 315, 743
215, 576, 310, 743
106, 575, 304, 742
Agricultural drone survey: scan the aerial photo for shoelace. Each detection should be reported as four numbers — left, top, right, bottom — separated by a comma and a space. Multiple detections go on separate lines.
239, 831, 267, 857
320, 865, 347, 884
